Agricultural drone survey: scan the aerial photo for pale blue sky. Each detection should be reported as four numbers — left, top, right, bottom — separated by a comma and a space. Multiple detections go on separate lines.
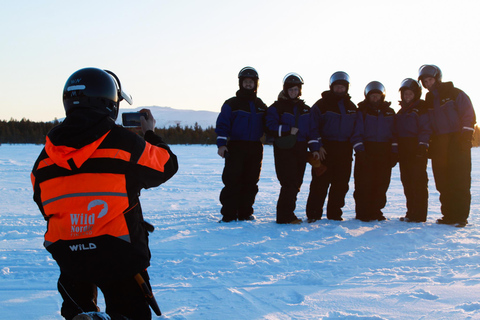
1, 0, 479, 121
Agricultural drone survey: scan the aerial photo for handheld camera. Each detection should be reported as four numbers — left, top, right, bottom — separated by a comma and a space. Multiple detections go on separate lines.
122, 112, 148, 127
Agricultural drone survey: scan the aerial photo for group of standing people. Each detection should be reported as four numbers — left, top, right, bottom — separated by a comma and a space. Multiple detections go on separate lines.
215, 65, 476, 228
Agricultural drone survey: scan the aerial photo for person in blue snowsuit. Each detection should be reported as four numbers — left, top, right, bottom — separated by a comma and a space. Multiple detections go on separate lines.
306, 71, 362, 222
418, 64, 476, 227
215, 67, 267, 222
265, 73, 321, 224
354, 81, 397, 222
395, 78, 431, 222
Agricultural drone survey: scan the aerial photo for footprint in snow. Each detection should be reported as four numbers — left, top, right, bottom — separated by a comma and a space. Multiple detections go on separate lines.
409, 289, 439, 300
273, 289, 304, 304
389, 289, 439, 301
456, 302, 480, 312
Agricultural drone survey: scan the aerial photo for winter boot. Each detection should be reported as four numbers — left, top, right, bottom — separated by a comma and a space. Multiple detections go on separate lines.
73, 312, 111, 320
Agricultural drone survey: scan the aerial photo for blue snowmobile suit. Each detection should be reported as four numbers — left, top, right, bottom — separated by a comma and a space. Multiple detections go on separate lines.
354, 100, 397, 152
265, 97, 320, 152
395, 99, 431, 145
353, 100, 397, 221
306, 91, 361, 221
394, 99, 431, 222
215, 89, 267, 222
311, 91, 362, 146
426, 82, 475, 136
425, 81, 476, 225
215, 90, 267, 147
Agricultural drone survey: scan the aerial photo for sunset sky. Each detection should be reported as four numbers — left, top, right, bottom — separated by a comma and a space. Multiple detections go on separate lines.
2, 0, 479, 122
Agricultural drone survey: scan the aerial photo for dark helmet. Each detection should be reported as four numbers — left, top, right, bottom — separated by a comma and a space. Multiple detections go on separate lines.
238, 66, 259, 91
283, 73, 304, 97
63, 67, 132, 120
418, 64, 442, 82
399, 78, 422, 101
329, 71, 350, 91
283, 72, 304, 86
364, 81, 386, 99
238, 66, 259, 79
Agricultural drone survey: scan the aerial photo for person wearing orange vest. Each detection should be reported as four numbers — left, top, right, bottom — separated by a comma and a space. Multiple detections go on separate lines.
31, 68, 178, 320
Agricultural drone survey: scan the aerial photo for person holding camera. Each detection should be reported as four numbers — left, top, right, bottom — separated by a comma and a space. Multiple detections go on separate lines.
215, 67, 268, 222
31, 67, 178, 320
418, 64, 476, 227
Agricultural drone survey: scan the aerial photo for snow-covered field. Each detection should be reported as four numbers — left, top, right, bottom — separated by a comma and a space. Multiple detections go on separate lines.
1, 144, 480, 320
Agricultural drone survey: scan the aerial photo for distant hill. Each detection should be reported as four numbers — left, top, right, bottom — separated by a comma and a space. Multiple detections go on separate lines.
116, 106, 218, 129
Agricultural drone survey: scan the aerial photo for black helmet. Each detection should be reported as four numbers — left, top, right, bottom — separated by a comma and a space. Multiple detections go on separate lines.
238, 66, 259, 79
283, 73, 304, 97
329, 71, 350, 91
399, 78, 422, 101
364, 81, 386, 99
238, 66, 259, 91
63, 68, 132, 120
283, 72, 304, 86
418, 64, 442, 82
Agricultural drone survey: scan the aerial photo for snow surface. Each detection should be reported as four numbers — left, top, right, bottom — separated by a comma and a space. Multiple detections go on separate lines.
1, 144, 480, 320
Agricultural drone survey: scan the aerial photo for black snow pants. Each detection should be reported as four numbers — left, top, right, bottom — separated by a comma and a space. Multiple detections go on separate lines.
58, 270, 152, 320
354, 142, 393, 221
398, 137, 429, 222
220, 140, 263, 221
306, 140, 353, 220
273, 142, 308, 223
429, 132, 471, 223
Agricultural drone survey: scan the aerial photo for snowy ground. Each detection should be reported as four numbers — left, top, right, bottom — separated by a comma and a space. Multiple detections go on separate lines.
1, 144, 480, 320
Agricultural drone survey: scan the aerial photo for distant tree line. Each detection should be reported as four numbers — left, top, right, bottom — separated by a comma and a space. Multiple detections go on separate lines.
0, 118, 60, 144
153, 123, 216, 144
0, 119, 218, 145
1, 118, 480, 147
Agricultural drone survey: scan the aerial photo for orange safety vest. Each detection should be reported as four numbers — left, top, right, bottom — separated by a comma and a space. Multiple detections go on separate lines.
32, 128, 176, 249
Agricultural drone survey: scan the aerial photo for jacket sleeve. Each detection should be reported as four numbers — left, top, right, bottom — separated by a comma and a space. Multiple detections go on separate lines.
351, 110, 365, 152
456, 90, 476, 133
133, 130, 179, 190
391, 110, 398, 153
310, 104, 323, 145
214, 103, 232, 147
31, 150, 48, 220
265, 105, 290, 137
308, 110, 321, 151
417, 113, 432, 146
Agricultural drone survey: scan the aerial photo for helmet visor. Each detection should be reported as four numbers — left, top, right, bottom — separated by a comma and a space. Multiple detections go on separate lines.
120, 89, 133, 105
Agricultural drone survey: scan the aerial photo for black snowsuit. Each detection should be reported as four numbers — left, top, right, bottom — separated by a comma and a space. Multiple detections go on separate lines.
215, 89, 267, 221
426, 82, 476, 224
265, 92, 320, 223
353, 100, 396, 221
395, 99, 431, 222
306, 91, 360, 220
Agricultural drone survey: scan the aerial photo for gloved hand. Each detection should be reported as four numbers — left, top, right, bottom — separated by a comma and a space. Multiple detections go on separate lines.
390, 152, 399, 168
416, 144, 428, 158
460, 130, 473, 150
218, 146, 228, 158
307, 152, 327, 176
143, 221, 155, 233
